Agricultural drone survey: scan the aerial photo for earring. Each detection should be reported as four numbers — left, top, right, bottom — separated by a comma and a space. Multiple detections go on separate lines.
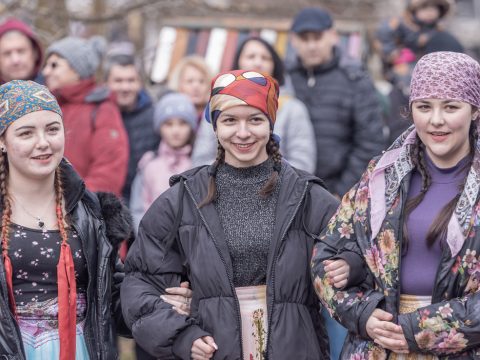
1, 147, 5, 153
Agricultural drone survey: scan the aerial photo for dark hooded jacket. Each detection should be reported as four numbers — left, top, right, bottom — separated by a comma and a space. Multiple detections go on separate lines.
121, 161, 339, 359
0, 160, 132, 359
0, 18, 43, 85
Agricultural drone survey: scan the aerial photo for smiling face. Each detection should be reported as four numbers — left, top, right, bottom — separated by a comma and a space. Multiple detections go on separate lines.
215, 105, 270, 168
1, 110, 64, 182
412, 99, 477, 168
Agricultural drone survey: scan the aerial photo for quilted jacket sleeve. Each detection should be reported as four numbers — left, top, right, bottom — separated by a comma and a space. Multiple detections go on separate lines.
121, 183, 209, 359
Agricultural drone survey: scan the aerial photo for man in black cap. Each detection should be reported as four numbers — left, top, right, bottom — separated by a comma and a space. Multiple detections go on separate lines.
288, 7, 385, 198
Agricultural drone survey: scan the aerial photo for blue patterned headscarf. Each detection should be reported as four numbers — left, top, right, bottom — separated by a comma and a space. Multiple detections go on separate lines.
0, 80, 62, 135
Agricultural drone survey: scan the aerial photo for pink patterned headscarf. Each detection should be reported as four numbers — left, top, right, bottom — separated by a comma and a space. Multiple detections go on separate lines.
409, 51, 480, 110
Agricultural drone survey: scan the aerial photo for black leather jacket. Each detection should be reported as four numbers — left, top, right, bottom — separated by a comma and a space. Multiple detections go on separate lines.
0, 160, 131, 359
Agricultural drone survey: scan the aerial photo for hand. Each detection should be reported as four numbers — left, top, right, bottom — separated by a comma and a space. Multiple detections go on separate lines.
324, 259, 350, 288
366, 309, 409, 353
191, 336, 217, 359
160, 281, 193, 315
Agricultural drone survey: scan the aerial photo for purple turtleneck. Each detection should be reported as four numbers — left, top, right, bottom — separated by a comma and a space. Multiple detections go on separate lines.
401, 153, 470, 296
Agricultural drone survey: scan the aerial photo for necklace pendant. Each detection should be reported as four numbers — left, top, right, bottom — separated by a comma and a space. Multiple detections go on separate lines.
36, 217, 45, 229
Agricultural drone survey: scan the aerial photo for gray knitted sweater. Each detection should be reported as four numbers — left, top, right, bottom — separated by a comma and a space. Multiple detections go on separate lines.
214, 159, 281, 287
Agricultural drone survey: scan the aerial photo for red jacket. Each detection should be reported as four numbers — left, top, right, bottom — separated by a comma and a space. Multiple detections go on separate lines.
54, 78, 129, 196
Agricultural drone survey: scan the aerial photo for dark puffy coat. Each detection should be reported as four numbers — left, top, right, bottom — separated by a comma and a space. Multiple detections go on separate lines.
288, 48, 385, 196
121, 162, 339, 359
120, 90, 160, 204
0, 160, 132, 359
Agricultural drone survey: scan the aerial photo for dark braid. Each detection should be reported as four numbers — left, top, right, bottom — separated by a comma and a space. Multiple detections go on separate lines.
403, 124, 477, 252
199, 143, 225, 207
0, 153, 11, 255
259, 135, 282, 198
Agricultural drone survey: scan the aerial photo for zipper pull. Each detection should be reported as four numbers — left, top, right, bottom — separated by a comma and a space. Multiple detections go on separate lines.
307, 69, 316, 88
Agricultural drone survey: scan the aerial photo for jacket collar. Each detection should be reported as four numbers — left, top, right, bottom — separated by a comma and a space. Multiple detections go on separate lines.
59, 159, 86, 214
173, 161, 315, 279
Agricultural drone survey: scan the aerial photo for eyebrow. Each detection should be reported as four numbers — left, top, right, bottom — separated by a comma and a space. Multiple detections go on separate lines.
14, 121, 62, 131
220, 112, 264, 118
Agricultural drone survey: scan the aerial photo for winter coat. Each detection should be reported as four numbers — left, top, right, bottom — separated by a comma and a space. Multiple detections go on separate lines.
121, 161, 339, 359
120, 90, 160, 204
311, 128, 480, 359
54, 78, 129, 197
0, 159, 132, 359
191, 85, 317, 173
129, 141, 192, 232
288, 47, 385, 196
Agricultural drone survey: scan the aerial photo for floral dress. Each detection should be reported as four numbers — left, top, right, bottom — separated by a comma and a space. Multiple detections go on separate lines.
311, 127, 480, 360
10, 223, 90, 359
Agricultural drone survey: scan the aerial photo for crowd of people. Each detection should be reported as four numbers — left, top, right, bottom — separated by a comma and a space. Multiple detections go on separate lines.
0, 0, 478, 359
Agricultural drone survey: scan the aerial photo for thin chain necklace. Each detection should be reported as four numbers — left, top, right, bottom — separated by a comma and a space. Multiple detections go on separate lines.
11, 193, 56, 229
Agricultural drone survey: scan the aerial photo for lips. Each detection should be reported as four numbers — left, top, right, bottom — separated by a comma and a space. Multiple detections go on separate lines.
234, 143, 255, 152
429, 131, 450, 142
32, 154, 52, 160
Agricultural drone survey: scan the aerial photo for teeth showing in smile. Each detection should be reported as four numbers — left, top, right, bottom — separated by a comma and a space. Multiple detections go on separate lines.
34, 155, 50, 159
236, 144, 252, 148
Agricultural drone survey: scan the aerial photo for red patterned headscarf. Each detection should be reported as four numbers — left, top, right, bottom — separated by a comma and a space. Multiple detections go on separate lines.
205, 70, 279, 129
409, 51, 480, 112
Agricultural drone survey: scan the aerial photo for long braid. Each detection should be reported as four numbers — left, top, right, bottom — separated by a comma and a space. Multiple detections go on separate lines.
199, 142, 225, 207
259, 135, 282, 198
54, 168, 68, 243
402, 138, 431, 253
0, 153, 11, 256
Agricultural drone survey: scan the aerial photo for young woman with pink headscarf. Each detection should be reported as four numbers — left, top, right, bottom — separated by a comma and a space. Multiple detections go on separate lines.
312, 51, 480, 359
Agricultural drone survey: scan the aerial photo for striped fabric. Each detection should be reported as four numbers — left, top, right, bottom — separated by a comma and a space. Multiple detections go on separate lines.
150, 26, 365, 83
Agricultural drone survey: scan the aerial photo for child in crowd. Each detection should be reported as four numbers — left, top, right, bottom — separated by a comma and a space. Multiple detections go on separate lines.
130, 92, 196, 230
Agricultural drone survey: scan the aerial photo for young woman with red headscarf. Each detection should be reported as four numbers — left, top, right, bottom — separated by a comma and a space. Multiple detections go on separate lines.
121, 70, 349, 360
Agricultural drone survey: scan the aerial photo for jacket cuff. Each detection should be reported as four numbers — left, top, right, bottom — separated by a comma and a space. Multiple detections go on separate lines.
358, 294, 385, 340
172, 324, 210, 359
398, 313, 420, 352
333, 251, 367, 288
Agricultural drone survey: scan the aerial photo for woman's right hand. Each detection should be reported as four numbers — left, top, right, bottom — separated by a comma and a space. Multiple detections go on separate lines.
366, 309, 409, 354
324, 259, 350, 288
191, 336, 217, 359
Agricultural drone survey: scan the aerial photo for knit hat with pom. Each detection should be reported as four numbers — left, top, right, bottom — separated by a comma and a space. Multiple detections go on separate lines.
46, 36, 106, 79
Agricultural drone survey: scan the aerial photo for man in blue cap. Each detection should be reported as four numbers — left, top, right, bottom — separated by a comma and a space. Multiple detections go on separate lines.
288, 7, 385, 198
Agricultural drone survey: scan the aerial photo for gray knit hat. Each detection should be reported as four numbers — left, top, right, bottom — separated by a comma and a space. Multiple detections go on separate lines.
153, 93, 197, 132
46, 36, 106, 79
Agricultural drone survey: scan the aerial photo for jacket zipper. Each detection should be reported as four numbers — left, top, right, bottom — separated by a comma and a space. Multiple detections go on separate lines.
184, 183, 245, 359
265, 181, 309, 359
72, 222, 99, 359
0, 262, 24, 359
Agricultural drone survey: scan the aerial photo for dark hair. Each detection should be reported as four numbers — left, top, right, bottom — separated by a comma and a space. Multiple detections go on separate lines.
103, 53, 142, 80
402, 121, 477, 252
199, 135, 282, 207
232, 37, 285, 86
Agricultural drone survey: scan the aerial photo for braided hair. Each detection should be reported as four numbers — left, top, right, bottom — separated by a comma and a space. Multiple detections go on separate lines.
402, 122, 477, 252
199, 134, 282, 207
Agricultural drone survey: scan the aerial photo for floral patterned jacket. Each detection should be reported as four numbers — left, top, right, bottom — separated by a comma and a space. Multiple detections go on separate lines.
311, 127, 480, 359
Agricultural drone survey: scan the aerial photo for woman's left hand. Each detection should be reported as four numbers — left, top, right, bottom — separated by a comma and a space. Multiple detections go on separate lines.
160, 281, 193, 315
